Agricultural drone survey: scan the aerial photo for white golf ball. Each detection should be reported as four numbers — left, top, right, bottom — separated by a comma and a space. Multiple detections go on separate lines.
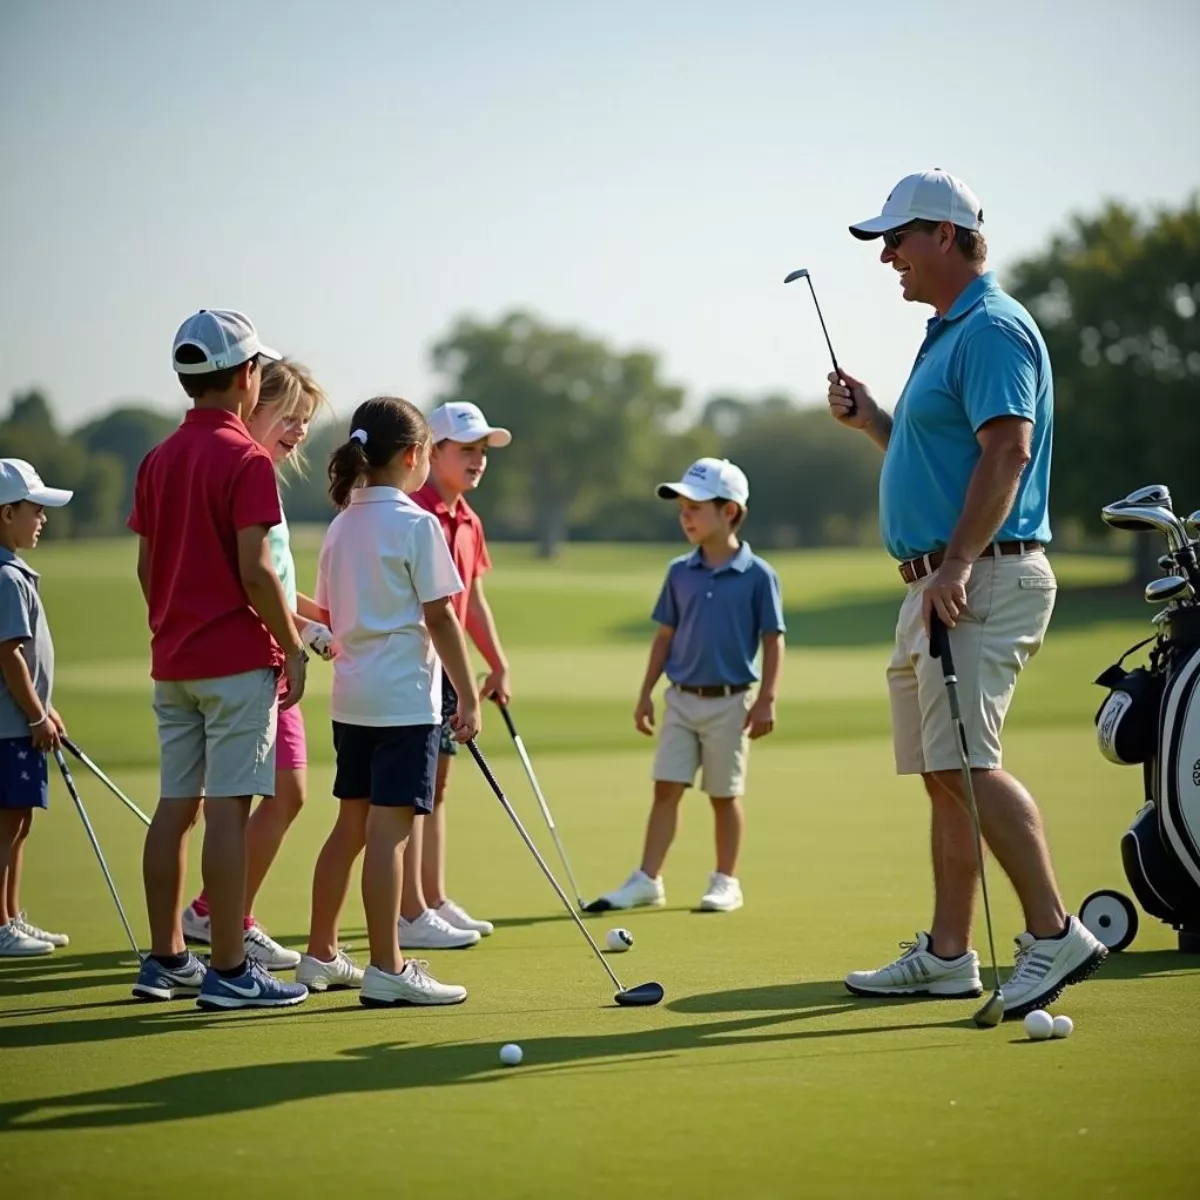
499, 1043, 523, 1066
1052, 1014, 1074, 1039
1024, 1009, 1054, 1040
606, 927, 634, 952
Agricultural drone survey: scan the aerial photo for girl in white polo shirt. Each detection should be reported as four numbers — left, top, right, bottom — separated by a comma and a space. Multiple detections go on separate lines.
297, 397, 482, 1007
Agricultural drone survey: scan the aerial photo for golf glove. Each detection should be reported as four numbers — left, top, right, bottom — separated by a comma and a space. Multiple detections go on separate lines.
301, 621, 335, 660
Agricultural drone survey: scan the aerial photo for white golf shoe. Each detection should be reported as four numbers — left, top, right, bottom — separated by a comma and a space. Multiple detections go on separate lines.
181, 903, 211, 945
360, 959, 467, 1007
435, 899, 494, 937
13, 911, 69, 947
296, 950, 364, 992
244, 923, 302, 971
586, 869, 665, 912
0, 920, 54, 957
399, 909, 481, 949
699, 872, 743, 912
845, 932, 983, 998
1000, 916, 1108, 1018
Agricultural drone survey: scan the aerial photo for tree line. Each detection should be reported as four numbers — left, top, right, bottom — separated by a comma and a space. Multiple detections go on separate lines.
3, 195, 1197, 565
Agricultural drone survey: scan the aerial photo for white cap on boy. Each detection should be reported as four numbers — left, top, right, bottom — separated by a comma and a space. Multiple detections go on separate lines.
428, 401, 512, 447
171, 309, 282, 375
656, 457, 750, 506
0, 459, 73, 507
849, 168, 983, 240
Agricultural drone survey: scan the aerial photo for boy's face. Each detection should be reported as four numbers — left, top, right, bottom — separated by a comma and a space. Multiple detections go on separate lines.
1, 501, 47, 549
431, 438, 489, 493
677, 496, 737, 544
248, 402, 313, 466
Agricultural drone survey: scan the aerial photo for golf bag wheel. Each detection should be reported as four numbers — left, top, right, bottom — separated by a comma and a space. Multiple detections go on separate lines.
1079, 889, 1139, 952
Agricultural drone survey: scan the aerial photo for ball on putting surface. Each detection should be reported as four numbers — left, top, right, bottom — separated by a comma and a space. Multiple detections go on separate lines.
499, 1043, 523, 1066
1052, 1014, 1074, 1039
606, 927, 634, 952
1023, 1009, 1054, 1040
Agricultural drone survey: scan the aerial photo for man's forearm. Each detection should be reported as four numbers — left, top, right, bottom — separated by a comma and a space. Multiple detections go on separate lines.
865, 408, 893, 453
944, 445, 1029, 563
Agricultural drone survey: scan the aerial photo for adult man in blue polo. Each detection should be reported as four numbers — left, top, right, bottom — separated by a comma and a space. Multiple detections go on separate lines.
826, 169, 1107, 1018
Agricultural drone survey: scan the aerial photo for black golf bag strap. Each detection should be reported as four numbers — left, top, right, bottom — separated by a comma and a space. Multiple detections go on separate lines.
1094, 636, 1157, 687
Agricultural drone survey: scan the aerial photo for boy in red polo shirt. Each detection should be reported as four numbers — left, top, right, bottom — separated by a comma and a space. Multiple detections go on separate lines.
128, 309, 309, 1011
400, 401, 512, 948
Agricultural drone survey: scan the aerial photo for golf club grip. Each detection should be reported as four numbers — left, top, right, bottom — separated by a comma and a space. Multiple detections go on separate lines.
929, 612, 954, 673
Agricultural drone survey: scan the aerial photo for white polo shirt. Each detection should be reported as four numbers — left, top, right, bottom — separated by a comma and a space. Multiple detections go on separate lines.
316, 486, 464, 727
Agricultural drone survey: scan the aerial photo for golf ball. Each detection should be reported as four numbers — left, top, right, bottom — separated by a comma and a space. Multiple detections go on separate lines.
1023, 1010, 1054, 1040
1052, 1014, 1074, 1039
499, 1043, 523, 1066
606, 927, 634, 952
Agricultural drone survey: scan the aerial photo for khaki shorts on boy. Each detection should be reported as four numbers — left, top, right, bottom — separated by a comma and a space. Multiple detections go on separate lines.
653, 684, 753, 798
153, 667, 278, 799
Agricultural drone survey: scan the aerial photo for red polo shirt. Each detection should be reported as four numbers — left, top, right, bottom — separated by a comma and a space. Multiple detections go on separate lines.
411, 482, 491, 625
128, 407, 283, 682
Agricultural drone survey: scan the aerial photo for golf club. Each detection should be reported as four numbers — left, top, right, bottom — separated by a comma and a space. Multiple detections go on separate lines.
1185, 510, 1200, 540
1145, 576, 1194, 606
928, 613, 1005, 1028
1101, 502, 1192, 554
492, 697, 586, 910
1120, 484, 1173, 510
52, 748, 143, 963
465, 739, 664, 1007
783, 267, 856, 416
62, 737, 151, 826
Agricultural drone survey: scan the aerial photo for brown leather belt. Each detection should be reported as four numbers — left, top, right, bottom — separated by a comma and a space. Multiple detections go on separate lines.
898, 540, 1044, 585
675, 682, 753, 698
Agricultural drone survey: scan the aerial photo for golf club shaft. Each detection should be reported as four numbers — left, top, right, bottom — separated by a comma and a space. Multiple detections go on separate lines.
62, 737, 151, 826
495, 701, 586, 906
53, 750, 143, 961
466, 739, 626, 993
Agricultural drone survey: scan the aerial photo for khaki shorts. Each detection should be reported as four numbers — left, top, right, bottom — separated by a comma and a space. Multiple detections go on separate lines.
888, 552, 1057, 775
653, 685, 752, 797
153, 668, 278, 799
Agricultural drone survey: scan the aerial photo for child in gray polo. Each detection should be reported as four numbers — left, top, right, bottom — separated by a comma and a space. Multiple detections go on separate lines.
0, 458, 74, 957
588, 457, 785, 915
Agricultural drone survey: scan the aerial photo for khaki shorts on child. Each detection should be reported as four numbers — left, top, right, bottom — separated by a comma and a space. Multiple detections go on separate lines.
653, 684, 753, 798
153, 667, 278, 799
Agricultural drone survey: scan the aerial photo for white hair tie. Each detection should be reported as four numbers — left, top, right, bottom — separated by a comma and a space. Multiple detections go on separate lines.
350, 428, 368, 445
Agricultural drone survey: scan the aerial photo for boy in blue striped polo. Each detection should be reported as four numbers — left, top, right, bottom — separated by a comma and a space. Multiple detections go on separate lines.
589, 458, 785, 914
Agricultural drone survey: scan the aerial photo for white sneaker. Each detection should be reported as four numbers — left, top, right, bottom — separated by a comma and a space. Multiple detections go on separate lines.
699, 872, 743, 912
585, 869, 665, 912
845, 932, 983, 998
182, 903, 211, 945
0, 920, 54, 957
13, 911, 69, 947
435, 899, 494, 937
399, 909, 481, 950
244, 924, 302, 971
360, 959, 467, 1007
296, 950, 364, 992
1001, 916, 1108, 1018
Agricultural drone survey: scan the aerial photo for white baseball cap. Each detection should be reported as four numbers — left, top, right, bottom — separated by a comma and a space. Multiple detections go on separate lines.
428, 401, 512, 447
657, 457, 750, 506
849, 169, 984, 240
0, 459, 73, 508
171, 309, 282, 375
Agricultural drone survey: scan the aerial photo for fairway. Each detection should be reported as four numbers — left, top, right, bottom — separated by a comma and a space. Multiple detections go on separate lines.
2, 537, 1198, 1198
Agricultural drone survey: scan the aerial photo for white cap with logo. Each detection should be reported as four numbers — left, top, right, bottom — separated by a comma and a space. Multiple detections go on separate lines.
0, 459, 73, 508
428, 402, 512, 447
849, 169, 983, 240
656, 457, 750, 506
172, 309, 282, 375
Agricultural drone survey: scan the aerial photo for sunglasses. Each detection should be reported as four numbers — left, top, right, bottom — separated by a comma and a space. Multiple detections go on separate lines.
882, 222, 926, 250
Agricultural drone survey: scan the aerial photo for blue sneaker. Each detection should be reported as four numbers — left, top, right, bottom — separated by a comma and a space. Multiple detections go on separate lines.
132, 952, 208, 1001
196, 959, 308, 1010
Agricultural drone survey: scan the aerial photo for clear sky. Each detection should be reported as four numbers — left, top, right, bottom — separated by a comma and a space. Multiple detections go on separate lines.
2, 0, 1197, 429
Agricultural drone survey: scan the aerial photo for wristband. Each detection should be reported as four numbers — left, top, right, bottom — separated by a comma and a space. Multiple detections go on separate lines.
29, 714, 49, 728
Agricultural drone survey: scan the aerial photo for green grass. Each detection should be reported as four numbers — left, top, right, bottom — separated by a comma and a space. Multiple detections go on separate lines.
3, 537, 1198, 1198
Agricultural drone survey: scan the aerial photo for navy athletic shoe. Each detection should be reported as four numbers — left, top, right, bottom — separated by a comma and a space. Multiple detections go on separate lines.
196, 958, 308, 1010
132, 952, 208, 1001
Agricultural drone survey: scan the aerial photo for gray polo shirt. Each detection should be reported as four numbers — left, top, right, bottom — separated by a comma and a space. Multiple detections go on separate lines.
0, 547, 54, 739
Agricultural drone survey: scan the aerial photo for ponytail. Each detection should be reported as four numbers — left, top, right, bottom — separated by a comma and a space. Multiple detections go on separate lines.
326, 396, 431, 510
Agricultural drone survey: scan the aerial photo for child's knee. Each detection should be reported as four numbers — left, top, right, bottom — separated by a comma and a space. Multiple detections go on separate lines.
653, 781, 686, 804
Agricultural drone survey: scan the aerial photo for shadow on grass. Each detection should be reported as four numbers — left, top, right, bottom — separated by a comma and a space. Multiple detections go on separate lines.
613, 581, 1147, 649
0, 990, 976, 1132
0, 949, 142, 1001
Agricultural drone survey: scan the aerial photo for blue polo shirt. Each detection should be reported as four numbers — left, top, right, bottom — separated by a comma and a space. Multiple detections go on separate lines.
0, 548, 55, 740
651, 542, 785, 688
879, 271, 1054, 562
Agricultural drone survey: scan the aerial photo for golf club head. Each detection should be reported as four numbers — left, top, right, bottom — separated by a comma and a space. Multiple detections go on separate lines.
1122, 484, 1173, 510
1101, 504, 1190, 551
614, 982, 665, 1007
972, 989, 1005, 1028
1146, 575, 1193, 604
1186, 511, 1200, 540
783, 267, 810, 284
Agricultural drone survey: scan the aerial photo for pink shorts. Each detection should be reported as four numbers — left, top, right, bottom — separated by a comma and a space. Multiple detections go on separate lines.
275, 691, 307, 772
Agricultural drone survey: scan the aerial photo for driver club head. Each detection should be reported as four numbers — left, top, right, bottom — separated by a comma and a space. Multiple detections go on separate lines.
1146, 576, 1194, 605
783, 267, 810, 284
972, 988, 1005, 1028
1122, 484, 1174, 511
614, 982, 665, 1007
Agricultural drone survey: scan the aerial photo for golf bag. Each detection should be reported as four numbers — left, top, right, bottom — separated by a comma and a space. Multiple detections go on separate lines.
1091, 605, 1200, 952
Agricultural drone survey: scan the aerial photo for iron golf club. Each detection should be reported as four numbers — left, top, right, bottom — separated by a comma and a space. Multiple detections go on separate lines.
62, 737, 151, 826
1145, 576, 1194, 605
492, 698, 586, 910
53, 748, 143, 963
783, 267, 856, 416
465, 739, 664, 1007
928, 613, 1005, 1028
